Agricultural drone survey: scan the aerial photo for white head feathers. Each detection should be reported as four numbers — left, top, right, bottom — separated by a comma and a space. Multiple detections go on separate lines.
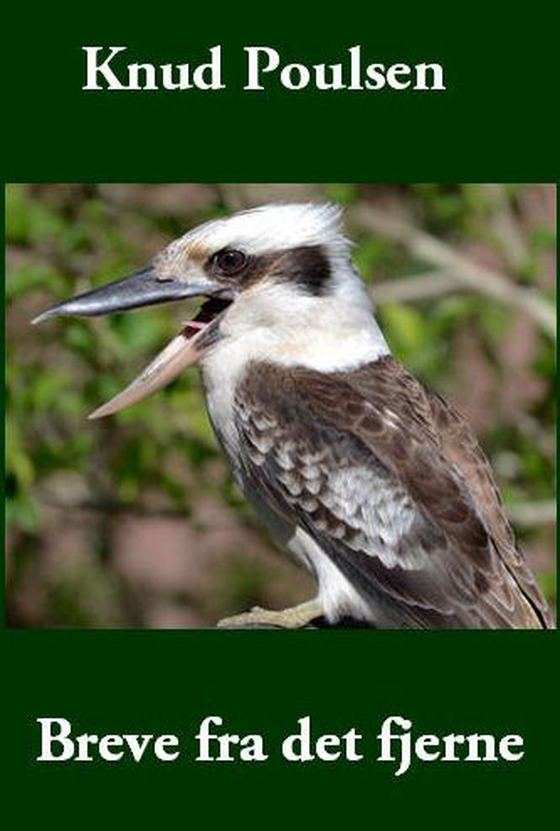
171, 202, 348, 259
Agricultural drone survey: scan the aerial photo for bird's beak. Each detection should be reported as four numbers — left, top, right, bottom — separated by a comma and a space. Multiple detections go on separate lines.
32, 266, 232, 418
32, 267, 212, 322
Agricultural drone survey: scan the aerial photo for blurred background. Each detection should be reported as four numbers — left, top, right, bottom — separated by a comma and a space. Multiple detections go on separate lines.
5, 183, 556, 627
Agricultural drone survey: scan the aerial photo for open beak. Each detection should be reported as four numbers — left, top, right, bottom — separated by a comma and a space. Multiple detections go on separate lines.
32, 267, 232, 418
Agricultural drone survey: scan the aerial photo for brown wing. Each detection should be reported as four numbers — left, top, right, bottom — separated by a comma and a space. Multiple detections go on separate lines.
234, 358, 551, 629
346, 357, 552, 626
426, 387, 551, 623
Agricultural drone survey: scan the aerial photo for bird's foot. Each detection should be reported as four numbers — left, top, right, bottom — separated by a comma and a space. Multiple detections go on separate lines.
217, 599, 324, 630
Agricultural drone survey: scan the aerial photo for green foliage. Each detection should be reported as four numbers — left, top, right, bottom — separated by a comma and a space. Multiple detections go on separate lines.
7, 187, 222, 527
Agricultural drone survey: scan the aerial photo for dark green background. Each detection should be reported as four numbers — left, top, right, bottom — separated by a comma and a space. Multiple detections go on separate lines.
4, 2, 557, 827
4, 4, 558, 181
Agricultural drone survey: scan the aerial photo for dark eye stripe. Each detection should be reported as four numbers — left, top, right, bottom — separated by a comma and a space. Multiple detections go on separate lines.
204, 244, 331, 296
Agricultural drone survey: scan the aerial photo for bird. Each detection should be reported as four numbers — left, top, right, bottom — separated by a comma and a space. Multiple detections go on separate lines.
33, 202, 552, 629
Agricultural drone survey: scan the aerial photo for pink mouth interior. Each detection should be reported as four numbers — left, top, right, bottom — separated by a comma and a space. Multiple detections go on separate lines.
183, 297, 232, 339
184, 320, 207, 334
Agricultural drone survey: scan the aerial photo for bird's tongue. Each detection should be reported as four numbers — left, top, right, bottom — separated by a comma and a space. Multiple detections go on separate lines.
183, 297, 229, 338
88, 298, 228, 419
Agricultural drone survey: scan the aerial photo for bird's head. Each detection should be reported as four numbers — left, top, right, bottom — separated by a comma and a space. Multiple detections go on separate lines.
33, 202, 384, 418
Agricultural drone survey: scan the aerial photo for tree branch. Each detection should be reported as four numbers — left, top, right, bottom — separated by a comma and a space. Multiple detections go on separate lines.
350, 204, 556, 339
506, 500, 556, 528
370, 271, 461, 305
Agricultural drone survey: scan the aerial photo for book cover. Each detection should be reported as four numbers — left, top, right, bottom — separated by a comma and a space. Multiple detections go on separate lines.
4, 4, 557, 826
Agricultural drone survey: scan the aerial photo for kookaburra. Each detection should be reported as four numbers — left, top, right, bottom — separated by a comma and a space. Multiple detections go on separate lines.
34, 203, 552, 629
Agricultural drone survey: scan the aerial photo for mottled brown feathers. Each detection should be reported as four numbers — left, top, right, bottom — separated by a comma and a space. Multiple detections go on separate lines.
233, 356, 551, 629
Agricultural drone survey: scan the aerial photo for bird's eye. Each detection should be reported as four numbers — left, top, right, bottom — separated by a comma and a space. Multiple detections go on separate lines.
214, 248, 247, 276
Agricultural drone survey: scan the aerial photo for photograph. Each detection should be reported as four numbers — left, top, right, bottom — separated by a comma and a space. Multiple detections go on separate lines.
6, 183, 556, 629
